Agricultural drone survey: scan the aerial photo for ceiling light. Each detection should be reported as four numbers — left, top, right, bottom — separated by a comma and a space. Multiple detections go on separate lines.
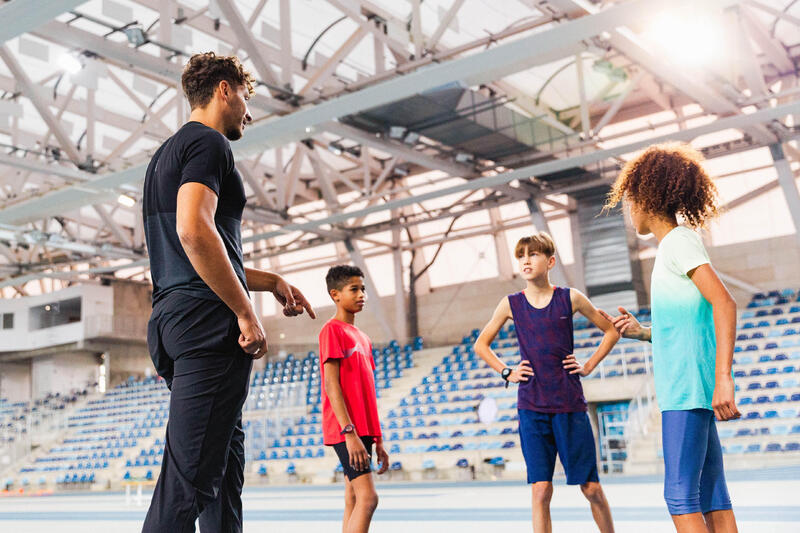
117, 194, 136, 207
328, 142, 343, 156
643, 9, 722, 68
389, 126, 406, 139
403, 131, 420, 145
124, 26, 147, 47
58, 53, 83, 75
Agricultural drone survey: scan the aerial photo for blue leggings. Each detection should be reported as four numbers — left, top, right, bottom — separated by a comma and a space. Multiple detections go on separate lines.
662, 409, 732, 515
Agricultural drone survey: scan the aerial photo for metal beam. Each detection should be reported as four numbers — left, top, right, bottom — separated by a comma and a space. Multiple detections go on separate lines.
410, 0, 424, 58
0, 258, 150, 290
327, 0, 410, 61
241, 100, 800, 241
0, 46, 82, 164
93, 205, 133, 248
746, 0, 800, 29
575, 52, 590, 138
740, 5, 795, 73
0, 0, 86, 43
0, 0, 656, 221
233, 0, 659, 154
238, 164, 273, 207
343, 238, 396, 339
391, 208, 408, 340
297, 27, 368, 97
736, 8, 769, 98
567, 200, 586, 292
428, 0, 467, 50
324, 121, 472, 177
593, 71, 644, 136
0, 224, 139, 260
215, 0, 282, 90
550, 0, 776, 144
489, 207, 514, 280
279, 0, 293, 88
525, 197, 571, 287
32, 20, 292, 115
0, 153, 94, 184
770, 143, 800, 247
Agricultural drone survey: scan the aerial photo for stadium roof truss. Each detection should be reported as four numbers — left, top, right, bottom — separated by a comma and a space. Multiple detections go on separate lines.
0, 0, 798, 307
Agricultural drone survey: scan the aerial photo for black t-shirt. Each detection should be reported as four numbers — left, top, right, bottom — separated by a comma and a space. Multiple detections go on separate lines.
143, 121, 248, 305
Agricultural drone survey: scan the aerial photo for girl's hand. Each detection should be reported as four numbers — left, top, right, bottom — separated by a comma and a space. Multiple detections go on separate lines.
599, 307, 646, 340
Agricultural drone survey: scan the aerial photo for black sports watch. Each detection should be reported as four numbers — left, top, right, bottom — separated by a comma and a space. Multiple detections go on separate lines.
501, 367, 512, 388
340, 423, 355, 436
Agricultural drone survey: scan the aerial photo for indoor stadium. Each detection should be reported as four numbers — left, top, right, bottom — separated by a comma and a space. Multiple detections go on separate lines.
0, 0, 798, 531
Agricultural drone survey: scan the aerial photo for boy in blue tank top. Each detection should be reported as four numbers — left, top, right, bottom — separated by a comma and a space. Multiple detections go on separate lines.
475, 232, 620, 533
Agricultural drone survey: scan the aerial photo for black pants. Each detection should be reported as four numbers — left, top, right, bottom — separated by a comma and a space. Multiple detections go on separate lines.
143, 293, 252, 533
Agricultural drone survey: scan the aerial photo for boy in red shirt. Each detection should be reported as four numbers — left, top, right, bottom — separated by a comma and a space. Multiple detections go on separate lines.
319, 265, 388, 533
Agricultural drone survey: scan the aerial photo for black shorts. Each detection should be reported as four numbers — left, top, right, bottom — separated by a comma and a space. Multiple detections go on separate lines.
331, 436, 374, 481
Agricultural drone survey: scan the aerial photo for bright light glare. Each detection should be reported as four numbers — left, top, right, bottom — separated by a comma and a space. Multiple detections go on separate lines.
644, 12, 722, 68
117, 194, 136, 207
58, 53, 83, 74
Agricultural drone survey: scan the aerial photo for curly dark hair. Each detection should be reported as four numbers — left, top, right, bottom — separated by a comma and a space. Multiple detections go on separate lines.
181, 52, 255, 110
325, 265, 364, 292
604, 142, 719, 228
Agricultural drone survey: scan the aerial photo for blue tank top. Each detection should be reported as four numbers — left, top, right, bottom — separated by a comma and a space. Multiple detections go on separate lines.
508, 287, 587, 413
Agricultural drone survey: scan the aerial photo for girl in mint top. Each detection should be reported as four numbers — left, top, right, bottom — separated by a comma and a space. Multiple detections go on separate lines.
651, 226, 718, 411
602, 143, 741, 531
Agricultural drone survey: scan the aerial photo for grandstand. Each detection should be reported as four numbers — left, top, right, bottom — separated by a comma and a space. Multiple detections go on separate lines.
3, 289, 799, 493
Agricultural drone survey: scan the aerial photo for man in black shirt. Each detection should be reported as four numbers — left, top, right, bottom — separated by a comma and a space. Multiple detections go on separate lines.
142, 52, 315, 533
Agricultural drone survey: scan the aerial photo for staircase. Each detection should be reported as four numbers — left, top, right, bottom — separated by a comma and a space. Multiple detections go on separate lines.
377, 346, 452, 418
0, 389, 101, 479
620, 378, 663, 475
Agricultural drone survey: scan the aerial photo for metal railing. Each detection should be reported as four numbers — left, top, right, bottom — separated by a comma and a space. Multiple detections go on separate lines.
243, 381, 309, 465
0, 388, 95, 473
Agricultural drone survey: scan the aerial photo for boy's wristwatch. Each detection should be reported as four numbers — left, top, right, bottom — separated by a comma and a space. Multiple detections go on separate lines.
340, 424, 355, 435
501, 367, 512, 388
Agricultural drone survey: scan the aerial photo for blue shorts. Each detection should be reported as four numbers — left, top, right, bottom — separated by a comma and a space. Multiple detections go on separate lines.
662, 409, 732, 515
518, 409, 599, 485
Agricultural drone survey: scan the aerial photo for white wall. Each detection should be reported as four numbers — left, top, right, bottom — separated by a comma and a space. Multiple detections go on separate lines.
0, 362, 31, 402
265, 234, 800, 351
31, 352, 98, 398
0, 284, 113, 353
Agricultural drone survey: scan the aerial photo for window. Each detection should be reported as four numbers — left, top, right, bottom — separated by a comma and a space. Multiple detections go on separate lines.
28, 297, 82, 330
1, 313, 12, 330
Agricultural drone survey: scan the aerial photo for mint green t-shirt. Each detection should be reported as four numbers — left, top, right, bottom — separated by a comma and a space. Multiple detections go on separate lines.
651, 226, 717, 412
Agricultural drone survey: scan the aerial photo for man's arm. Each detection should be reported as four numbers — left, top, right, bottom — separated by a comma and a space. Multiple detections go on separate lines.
244, 268, 282, 292
323, 360, 369, 471
176, 182, 266, 357
688, 263, 741, 422
474, 297, 533, 383
244, 268, 316, 319
564, 290, 620, 376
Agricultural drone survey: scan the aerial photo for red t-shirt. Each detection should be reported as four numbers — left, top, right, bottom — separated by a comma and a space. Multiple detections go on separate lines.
319, 319, 382, 445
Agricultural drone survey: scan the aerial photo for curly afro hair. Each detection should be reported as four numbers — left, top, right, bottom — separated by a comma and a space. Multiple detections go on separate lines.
604, 142, 719, 228
181, 52, 255, 110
